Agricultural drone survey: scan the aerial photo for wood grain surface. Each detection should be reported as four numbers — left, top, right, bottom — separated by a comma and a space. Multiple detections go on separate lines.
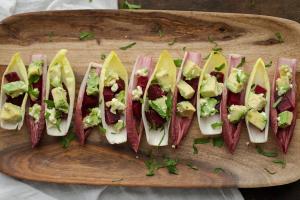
0, 10, 299, 188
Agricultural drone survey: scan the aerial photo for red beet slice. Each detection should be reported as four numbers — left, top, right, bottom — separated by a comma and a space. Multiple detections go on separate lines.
227, 91, 241, 106
82, 92, 99, 109
115, 79, 125, 93
105, 107, 120, 125
184, 77, 199, 91
147, 84, 165, 100
5, 72, 20, 82
254, 85, 266, 95
145, 109, 166, 128
210, 71, 224, 83
137, 76, 148, 92
278, 95, 294, 112
103, 87, 114, 102
132, 100, 142, 120
6, 94, 24, 106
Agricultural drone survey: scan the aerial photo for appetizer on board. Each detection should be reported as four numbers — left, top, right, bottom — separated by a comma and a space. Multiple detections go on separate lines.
171, 52, 202, 147
100, 51, 128, 144
221, 54, 248, 153
126, 56, 154, 152
26, 54, 47, 148
197, 51, 228, 135
270, 58, 297, 153
142, 50, 176, 146
245, 58, 270, 143
45, 49, 75, 136
0, 53, 28, 130
75, 62, 102, 145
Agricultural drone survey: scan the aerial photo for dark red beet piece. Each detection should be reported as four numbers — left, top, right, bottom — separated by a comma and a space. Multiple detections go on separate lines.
62, 84, 70, 103
147, 84, 165, 100
278, 95, 294, 112
254, 85, 266, 95
5, 72, 20, 82
145, 109, 166, 128
6, 94, 24, 106
103, 87, 114, 102
227, 91, 241, 106
176, 91, 185, 103
132, 100, 142, 120
137, 76, 148, 92
184, 78, 199, 91
115, 79, 125, 93
105, 107, 120, 125
210, 71, 224, 83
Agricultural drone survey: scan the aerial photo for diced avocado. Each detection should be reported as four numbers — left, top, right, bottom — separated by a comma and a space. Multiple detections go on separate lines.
155, 69, 171, 92
276, 76, 291, 96
200, 74, 223, 98
176, 101, 196, 117
3, 81, 28, 98
106, 98, 126, 114
113, 120, 125, 132
116, 90, 125, 103
49, 63, 62, 87
132, 86, 143, 101
199, 97, 218, 117
104, 70, 119, 87
29, 103, 41, 122
51, 87, 69, 113
226, 68, 248, 93
277, 111, 293, 128
279, 64, 292, 80
135, 68, 148, 77
28, 87, 39, 101
247, 91, 266, 111
182, 60, 201, 80
0, 103, 22, 123
45, 108, 57, 126
177, 80, 195, 100
28, 61, 42, 80
83, 107, 101, 129
86, 69, 99, 96
149, 96, 168, 118
246, 109, 267, 131
227, 105, 248, 124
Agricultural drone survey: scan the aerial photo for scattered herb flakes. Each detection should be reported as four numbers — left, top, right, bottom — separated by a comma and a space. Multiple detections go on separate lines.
192, 144, 198, 154
119, 42, 136, 50
208, 35, 218, 46
48, 31, 54, 42
174, 59, 182, 68
112, 178, 123, 182
187, 162, 199, 170
213, 167, 225, 174
164, 157, 178, 175
273, 97, 282, 108
272, 159, 286, 168
265, 61, 272, 68
236, 57, 246, 68
168, 38, 177, 46
212, 47, 223, 52
79, 31, 94, 41
29, 74, 40, 84
212, 136, 224, 148
274, 32, 284, 43
121, 0, 141, 9
215, 63, 225, 71
211, 121, 223, 129
44, 99, 55, 109
100, 54, 106, 61
182, 46, 186, 51
145, 159, 160, 176
194, 138, 210, 144
158, 29, 164, 37
264, 168, 276, 175
60, 127, 76, 149
256, 146, 278, 158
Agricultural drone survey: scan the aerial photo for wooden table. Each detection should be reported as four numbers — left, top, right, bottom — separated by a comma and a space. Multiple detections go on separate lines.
122, 0, 300, 199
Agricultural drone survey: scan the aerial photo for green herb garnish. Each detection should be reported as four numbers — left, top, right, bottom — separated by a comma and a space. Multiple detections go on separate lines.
60, 126, 76, 149
211, 121, 223, 129
208, 36, 218, 46
186, 162, 198, 170
44, 99, 55, 109
212, 47, 223, 52
29, 74, 40, 84
215, 63, 225, 71
212, 136, 224, 148
192, 144, 198, 154
168, 38, 176, 46
121, 0, 141, 9
164, 157, 178, 175
275, 32, 284, 43
79, 31, 94, 41
166, 94, 172, 119
236, 57, 246, 68
264, 168, 276, 175
213, 167, 225, 174
256, 146, 278, 158
174, 59, 182, 68
119, 42, 136, 50
265, 61, 272, 68
194, 137, 210, 144
111, 178, 123, 182
101, 54, 106, 61
272, 159, 286, 168
272, 97, 282, 108
203, 53, 210, 60
28, 86, 39, 99
144, 159, 162, 176
182, 46, 186, 51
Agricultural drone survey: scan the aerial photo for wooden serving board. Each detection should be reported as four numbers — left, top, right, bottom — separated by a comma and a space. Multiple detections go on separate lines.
0, 10, 299, 188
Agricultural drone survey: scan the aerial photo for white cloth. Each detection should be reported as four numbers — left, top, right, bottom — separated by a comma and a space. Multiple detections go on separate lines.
0, 0, 244, 199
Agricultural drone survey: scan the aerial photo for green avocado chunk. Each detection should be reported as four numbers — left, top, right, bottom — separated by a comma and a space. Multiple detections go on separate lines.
200, 74, 223, 98
246, 109, 267, 131
113, 119, 125, 132
49, 63, 62, 88
0, 102, 22, 123
277, 111, 293, 128
29, 103, 41, 122
177, 80, 195, 100
148, 96, 168, 118
182, 60, 201, 80
83, 107, 102, 129
247, 91, 266, 111
28, 60, 43, 81
199, 97, 218, 118
155, 69, 171, 92
51, 87, 69, 113
3, 81, 28, 98
226, 68, 248, 93
227, 105, 248, 124
276, 64, 292, 96
86, 69, 99, 96
176, 101, 196, 117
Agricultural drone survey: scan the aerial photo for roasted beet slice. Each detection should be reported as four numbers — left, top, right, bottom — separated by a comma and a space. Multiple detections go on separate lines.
210, 71, 224, 83
184, 77, 199, 91
105, 107, 120, 125
6, 94, 24, 106
5, 72, 20, 82
147, 84, 165, 100
145, 109, 166, 128
176, 91, 185, 103
254, 85, 267, 95
132, 100, 142, 120
82, 92, 99, 109
115, 79, 125, 93
137, 76, 148, 92
103, 87, 114, 102
278, 95, 294, 112
227, 91, 241, 106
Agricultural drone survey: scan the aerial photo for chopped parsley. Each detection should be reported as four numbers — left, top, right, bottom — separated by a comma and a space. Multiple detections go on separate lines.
29, 74, 40, 84
274, 32, 284, 43
174, 59, 182, 68
256, 146, 278, 158
208, 36, 222, 52
193, 138, 210, 154
182, 46, 186, 51
168, 38, 176, 46
100, 54, 106, 61
211, 121, 223, 129
236, 57, 246, 68
79, 31, 94, 41
213, 167, 225, 174
264, 168, 276, 175
215, 63, 225, 71
164, 158, 178, 175
186, 162, 199, 170
44, 99, 55, 109
265, 61, 272, 68
60, 126, 76, 149
120, 0, 141, 9
272, 159, 286, 168
272, 97, 282, 108
119, 42, 136, 50
28, 86, 39, 99
212, 136, 224, 148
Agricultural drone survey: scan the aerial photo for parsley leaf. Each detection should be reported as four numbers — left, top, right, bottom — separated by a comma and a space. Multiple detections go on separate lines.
163, 157, 178, 175
182, 46, 186, 51
212, 136, 224, 148
192, 144, 198, 154
215, 63, 225, 71
273, 97, 282, 108
144, 159, 162, 176
168, 38, 176, 46
119, 42, 136, 50
100, 54, 106, 61
236, 57, 246, 68
264, 168, 276, 175
79, 31, 94, 41
121, 0, 141, 9
29, 74, 40, 84
213, 167, 225, 174
212, 47, 223, 52
275, 32, 284, 43
186, 162, 198, 170
265, 61, 272, 68
211, 121, 223, 129
194, 137, 210, 144
44, 99, 55, 109
60, 125, 76, 149
174, 59, 182, 68
208, 35, 218, 46
256, 146, 278, 157
28, 86, 39, 99
272, 159, 286, 168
